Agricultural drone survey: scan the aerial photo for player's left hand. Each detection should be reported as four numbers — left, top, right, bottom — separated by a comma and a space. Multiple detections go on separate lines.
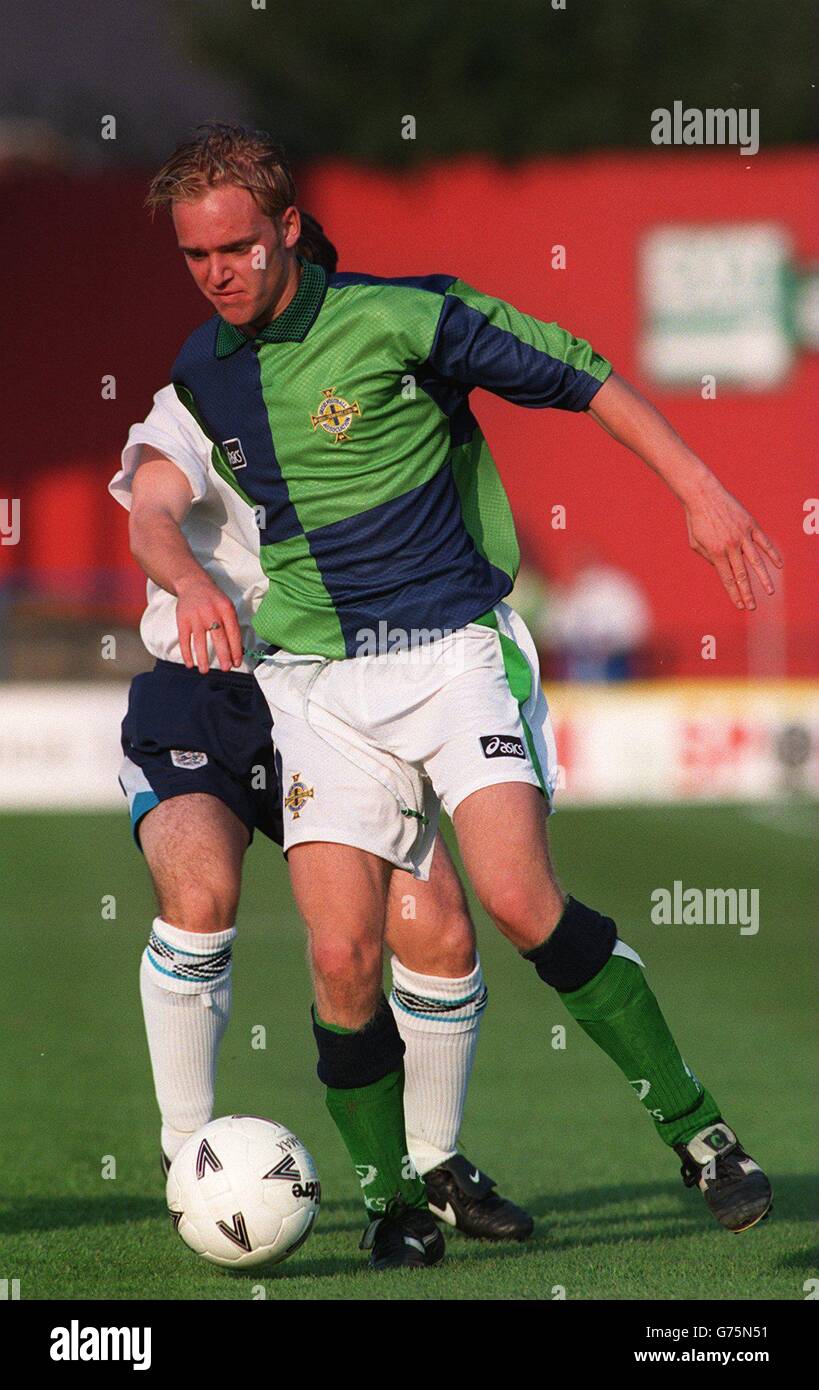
683, 479, 783, 611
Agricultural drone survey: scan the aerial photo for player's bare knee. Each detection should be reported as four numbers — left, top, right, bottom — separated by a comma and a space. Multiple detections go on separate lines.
423, 910, 476, 976
310, 931, 382, 991
482, 880, 558, 951
157, 885, 239, 935
312, 933, 383, 1030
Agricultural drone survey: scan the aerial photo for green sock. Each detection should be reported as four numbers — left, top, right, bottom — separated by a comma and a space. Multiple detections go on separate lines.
325, 1066, 428, 1215
559, 955, 721, 1147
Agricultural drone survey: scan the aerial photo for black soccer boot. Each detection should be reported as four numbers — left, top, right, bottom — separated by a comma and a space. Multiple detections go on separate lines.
674, 1122, 773, 1232
360, 1196, 446, 1271
424, 1154, 534, 1241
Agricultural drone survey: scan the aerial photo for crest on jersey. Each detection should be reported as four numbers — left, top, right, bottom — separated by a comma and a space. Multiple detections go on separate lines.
284, 772, 314, 819
310, 388, 361, 444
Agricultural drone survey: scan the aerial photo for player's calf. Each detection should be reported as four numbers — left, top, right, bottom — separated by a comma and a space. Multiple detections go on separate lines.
291, 840, 391, 1030
309, 930, 384, 1031
292, 840, 442, 1268
458, 788, 772, 1228
385, 840, 477, 977
312, 994, 439, 1265
386, 839, 534, 1241
138, 798, 246, 1165
386, 844, 482, 1174
523, 896, 774, 1227
523, 893, 722, 1143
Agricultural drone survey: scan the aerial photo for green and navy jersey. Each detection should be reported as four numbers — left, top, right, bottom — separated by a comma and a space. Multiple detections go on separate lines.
171, 260, 611, 658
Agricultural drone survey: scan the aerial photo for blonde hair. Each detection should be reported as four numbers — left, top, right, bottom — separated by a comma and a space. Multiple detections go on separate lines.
145, 123, 296, 221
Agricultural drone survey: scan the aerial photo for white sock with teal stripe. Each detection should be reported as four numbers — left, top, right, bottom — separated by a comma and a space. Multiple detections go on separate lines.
140, 917, 235, 1162
389, 954, 487, 1176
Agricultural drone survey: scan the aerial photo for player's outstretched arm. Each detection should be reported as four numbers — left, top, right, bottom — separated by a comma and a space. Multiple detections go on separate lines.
129, 447, 244, 673
587, 372, 783, 611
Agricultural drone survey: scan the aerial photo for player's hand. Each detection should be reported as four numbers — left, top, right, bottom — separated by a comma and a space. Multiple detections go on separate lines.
683, 479, 783, 611
175, 576, 244, 673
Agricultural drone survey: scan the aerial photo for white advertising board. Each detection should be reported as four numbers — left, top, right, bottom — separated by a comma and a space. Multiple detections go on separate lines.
0, 681, 816, 812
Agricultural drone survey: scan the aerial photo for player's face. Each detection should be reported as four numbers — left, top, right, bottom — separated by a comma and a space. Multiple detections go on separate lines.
173, 184, 300, 331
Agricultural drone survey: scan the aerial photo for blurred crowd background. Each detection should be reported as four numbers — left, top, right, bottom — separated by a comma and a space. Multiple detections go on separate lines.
1, 0, 816, 805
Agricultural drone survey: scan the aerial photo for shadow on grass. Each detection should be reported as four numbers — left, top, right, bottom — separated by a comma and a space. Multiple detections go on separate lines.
0, 1194, 160, 1236
773, 1243, 819, 1279
524, 1172, 818, 1230
0, 1192, 369, 1239
2, 1174, 814, 1282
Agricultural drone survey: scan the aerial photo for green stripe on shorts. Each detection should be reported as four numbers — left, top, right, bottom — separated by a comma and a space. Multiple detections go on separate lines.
474, 609, 547, 794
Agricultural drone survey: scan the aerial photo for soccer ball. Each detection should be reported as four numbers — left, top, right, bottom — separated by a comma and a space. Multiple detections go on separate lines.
166, 1115, 320, 1269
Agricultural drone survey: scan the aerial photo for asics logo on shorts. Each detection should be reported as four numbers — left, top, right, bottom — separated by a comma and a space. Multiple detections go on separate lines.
480, 734, 526, 759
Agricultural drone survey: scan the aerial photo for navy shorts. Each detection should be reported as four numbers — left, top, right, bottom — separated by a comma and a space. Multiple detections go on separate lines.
119, 659, 283, 847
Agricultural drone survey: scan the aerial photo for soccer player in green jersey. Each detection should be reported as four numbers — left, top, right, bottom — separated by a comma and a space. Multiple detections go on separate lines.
118, 211, 533, 1246
142, 124, 780, 1270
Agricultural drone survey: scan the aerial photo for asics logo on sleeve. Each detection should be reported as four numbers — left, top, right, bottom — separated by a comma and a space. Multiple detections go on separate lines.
221, 437, 247, 471
480, 734, 526, 759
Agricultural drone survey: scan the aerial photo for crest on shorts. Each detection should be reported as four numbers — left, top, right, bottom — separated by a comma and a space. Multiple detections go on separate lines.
310, 388, 361, 444
284, 772, 314, 819
170, 749, 209, 770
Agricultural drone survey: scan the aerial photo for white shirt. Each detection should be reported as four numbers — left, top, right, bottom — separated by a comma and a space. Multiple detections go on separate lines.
108, 385, 267, 673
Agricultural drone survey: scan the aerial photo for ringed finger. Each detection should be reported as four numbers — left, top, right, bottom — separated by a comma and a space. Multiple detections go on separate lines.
209, 620, 234, 673
217, 601, 245, 667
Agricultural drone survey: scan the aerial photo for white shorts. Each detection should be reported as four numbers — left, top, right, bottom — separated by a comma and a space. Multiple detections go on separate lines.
254, 603, 557, 879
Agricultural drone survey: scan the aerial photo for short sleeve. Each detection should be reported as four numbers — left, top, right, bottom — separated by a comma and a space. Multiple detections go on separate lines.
427, 279, 612, 411
108, 384, 212, 511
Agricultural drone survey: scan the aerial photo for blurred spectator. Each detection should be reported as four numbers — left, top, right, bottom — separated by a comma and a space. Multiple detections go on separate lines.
546, 543, 652, 682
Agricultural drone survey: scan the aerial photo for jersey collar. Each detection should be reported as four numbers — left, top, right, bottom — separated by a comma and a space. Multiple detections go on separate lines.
214, 259, 327, 357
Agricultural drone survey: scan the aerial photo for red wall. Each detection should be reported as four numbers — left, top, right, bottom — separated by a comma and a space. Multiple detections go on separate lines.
2, 151, 816, 672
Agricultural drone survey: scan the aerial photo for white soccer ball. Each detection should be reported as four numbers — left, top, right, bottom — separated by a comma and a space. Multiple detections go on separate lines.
166, 1115, 320, 1269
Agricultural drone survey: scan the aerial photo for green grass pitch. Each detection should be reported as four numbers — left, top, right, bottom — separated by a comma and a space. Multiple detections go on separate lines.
1, 802, 816, 1301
